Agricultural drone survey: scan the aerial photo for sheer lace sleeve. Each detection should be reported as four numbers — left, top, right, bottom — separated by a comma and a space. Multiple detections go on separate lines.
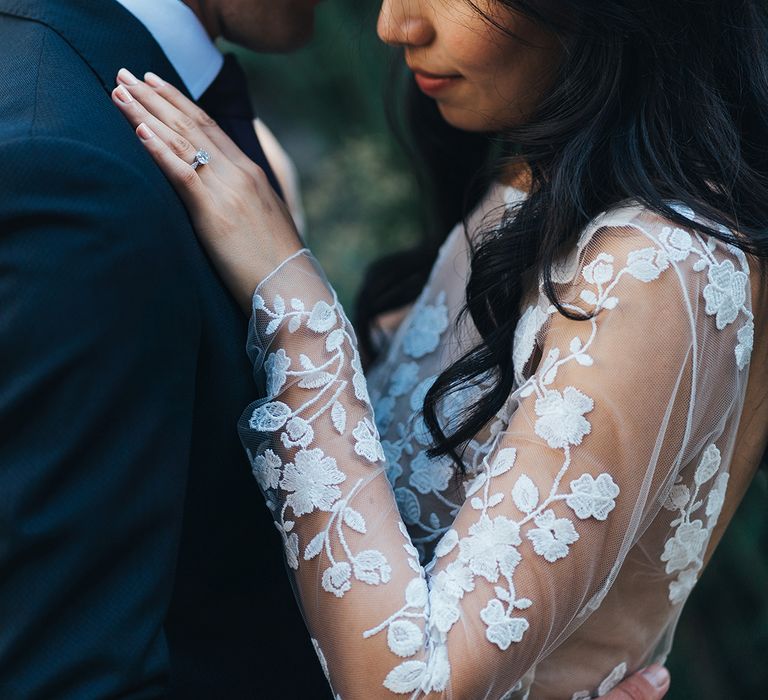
238, 213, 752, 699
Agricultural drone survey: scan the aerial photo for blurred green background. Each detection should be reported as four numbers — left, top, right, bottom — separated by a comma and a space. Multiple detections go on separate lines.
228, 1, 768, 696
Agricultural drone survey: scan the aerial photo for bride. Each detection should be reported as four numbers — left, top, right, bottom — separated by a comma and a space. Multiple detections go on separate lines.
111, 0, 767, 697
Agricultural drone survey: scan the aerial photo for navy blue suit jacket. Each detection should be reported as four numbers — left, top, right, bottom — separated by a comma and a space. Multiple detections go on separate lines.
0, 1, 327, 697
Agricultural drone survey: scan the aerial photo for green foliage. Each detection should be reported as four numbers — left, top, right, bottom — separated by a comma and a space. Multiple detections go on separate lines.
234, 4, 768, 695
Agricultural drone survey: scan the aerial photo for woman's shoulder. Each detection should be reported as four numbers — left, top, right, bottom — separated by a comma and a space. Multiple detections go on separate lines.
549, 199, 754, 297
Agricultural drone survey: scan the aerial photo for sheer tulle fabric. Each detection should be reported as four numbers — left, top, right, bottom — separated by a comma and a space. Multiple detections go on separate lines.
238, 184, 753, 699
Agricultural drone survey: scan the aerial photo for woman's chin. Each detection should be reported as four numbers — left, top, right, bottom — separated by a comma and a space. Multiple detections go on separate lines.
435, 101, 499, 133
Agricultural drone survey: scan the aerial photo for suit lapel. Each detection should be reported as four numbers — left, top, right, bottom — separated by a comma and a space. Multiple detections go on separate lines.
0, 0, 191, 100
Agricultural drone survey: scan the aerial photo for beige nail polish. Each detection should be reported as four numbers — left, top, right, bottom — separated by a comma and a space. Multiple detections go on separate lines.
117, 68, 139, 86
144, 72, 166, 88
114, 85, 133, 104
137, 123, 155, 140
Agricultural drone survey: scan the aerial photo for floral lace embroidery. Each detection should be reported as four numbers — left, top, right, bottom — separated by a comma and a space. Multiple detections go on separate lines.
658, 209, 754, 369
371, 290, 503, 564
571, 661, 628, 699
358, 234, 692, 692
247, 292, 390, 600
402, 291, 449, 359
660, 443, 729, 604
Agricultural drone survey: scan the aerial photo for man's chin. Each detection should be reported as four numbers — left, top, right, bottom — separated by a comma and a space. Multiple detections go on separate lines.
228, 17, 315, 54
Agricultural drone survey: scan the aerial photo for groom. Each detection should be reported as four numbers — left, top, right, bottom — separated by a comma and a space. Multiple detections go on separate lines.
0, 1, 670, 698
0, 0, 328, 697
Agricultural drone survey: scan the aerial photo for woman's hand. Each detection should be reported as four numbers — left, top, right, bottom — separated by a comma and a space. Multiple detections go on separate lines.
111, 69, 304, 313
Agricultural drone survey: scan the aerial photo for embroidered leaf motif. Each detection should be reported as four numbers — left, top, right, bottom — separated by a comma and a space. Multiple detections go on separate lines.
487, 493, 504, 508
287, 315, 302, 333
694, 443, 721, 485
575, 353, 594, 366
304, 530, 325, 560
396, 487, 421, 525
299, 354, 315, 370
384, 661, 427, 694
598, 662, 628, 696
343, 507, 367, 534
491, 448, 517, 476
435, 529, 459, 557
325, 328, 345, 352
512, 474, 539, 514
580, 289, 598, 305
465, 473, 487, 498
405, 577, 429, 606
298, 371, 334, 389
331, 401, 346, 434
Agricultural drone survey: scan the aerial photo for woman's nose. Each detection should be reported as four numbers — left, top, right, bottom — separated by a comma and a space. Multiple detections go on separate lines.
377, 0, 435, 48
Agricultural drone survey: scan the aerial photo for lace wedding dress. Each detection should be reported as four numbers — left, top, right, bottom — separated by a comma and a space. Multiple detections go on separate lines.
240, 182, 755, 699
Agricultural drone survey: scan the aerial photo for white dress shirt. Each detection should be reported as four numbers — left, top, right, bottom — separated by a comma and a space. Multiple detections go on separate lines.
114, 0, 223, 99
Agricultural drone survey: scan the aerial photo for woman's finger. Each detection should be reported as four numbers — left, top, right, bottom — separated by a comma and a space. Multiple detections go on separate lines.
134, 122, 208, 211
602, 666, 670, 700
112, 85, 208, 173
142, 71, 256, 171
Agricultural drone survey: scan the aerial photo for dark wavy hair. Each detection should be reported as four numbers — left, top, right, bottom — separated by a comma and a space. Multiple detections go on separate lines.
355, 0, 768, 472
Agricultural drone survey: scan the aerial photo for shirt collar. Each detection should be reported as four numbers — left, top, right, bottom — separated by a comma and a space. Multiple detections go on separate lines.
113, 0, 223, 99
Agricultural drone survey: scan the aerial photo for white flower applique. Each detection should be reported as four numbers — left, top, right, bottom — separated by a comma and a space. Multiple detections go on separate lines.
571, 661, 628, 699
703, 259, 748, 329
249, 292, 390, 597
656, 217, 754, 369
402, 290, 449, 359
660, 443, 730, 604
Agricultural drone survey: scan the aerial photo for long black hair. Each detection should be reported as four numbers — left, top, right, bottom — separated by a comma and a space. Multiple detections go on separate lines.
355, 0, 768, 471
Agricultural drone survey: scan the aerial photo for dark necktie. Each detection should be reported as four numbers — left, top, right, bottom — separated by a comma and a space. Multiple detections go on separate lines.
198, 53, 284, 200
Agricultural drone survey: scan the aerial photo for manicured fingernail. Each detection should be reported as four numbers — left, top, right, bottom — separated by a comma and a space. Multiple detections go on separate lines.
137, 123, 155, 141
117, 68, 139, 85
114, 85, 133, 104
641, 665, 670, 690
144, 72, 166, 88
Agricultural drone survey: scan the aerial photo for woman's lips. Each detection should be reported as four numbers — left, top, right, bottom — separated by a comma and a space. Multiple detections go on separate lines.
411, 69, 462, 97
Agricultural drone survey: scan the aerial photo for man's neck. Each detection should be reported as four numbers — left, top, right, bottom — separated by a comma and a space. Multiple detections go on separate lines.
181, 0, 221, 41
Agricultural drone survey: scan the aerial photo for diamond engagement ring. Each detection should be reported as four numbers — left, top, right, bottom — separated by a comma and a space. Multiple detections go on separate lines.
191, 149, 211, 170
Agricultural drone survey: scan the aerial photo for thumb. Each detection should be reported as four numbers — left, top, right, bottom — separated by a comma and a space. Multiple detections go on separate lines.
603, 665, 671, 700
